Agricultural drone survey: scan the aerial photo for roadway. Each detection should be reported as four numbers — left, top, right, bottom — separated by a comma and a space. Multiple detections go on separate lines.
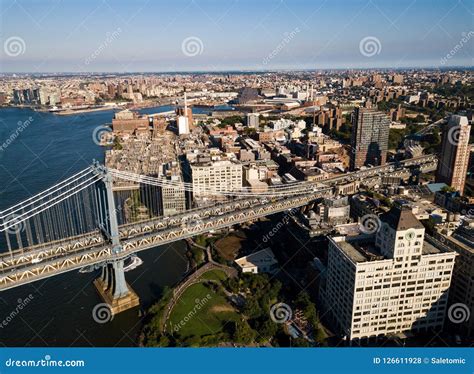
0, 154, 438, 291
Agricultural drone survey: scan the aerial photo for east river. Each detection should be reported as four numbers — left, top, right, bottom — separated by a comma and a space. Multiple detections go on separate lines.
0, 107, 189, 346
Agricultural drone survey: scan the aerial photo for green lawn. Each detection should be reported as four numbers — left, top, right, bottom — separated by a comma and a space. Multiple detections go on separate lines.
198, 269, 228, 282
167, 278, 238, 339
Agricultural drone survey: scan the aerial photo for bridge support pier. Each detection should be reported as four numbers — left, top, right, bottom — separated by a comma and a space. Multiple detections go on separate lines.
94, 260, 139, 316
92, 164, 139, 315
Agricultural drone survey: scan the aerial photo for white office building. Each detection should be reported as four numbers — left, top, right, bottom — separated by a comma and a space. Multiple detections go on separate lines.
322, 206, 457, 341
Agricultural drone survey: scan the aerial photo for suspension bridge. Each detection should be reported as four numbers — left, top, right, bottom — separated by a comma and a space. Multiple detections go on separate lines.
0, 154, 437, 314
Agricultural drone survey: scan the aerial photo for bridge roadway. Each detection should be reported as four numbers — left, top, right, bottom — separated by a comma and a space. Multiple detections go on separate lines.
0, 154, 437, 291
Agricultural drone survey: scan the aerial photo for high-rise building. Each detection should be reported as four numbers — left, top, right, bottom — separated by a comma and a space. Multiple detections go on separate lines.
161, 162, 186, 216
435, 219, 474, 338
246, 113, 260, 128
436, 115, 471, 195
350, 107, 390, 170
322, 206, 457, 341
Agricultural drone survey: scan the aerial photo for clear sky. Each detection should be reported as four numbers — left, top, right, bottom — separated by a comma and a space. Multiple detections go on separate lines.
0, 0, 473, 73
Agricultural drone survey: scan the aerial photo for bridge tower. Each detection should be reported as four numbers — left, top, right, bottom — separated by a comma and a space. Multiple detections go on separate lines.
92, 163, 139, 315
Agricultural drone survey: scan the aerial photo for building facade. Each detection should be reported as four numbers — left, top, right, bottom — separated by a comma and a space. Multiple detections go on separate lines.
435, 219, 474, 338
436, 115, 471, 195
350, 108, 390, 170
322, 206, 457, 341
190, 160, 242, 199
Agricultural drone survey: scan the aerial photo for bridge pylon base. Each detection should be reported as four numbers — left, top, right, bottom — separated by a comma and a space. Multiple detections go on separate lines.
93, 278, 140, 315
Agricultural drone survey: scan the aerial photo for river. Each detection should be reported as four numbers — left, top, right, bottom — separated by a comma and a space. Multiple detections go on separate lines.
0, 107, 189, 347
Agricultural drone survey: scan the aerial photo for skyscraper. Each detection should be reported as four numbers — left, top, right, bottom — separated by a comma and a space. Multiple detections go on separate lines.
322, 206, 457, 341
436, 115, 471, 195
350, 107, 390, 170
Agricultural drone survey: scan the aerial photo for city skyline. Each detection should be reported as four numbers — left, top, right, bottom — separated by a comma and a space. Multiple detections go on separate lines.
1, 0, 473, 73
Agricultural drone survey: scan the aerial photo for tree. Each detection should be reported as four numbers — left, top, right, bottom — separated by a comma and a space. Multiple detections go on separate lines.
233, 320, 257, 345
243, 297, 262, 319
257, 319, 278, 342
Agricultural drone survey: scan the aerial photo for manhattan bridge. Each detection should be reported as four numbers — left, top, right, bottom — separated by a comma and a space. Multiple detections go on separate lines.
0, 155, 437, 314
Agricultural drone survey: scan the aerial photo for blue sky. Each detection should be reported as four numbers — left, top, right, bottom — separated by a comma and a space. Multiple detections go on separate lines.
0, 0, 473, 72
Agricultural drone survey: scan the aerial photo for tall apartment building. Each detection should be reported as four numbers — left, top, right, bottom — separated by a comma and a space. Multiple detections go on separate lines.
322, 206, 457, 341
246, 113, 260, 128
190, 159, 242, 199
160, 162, 186, 216
436, 115, 471, 195
435, 219, 474, 338
350, 107, 390, 170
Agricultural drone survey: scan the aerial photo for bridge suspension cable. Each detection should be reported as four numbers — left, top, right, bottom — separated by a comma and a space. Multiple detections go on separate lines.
0, 167, 95, 219
108, 169, 319, 198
